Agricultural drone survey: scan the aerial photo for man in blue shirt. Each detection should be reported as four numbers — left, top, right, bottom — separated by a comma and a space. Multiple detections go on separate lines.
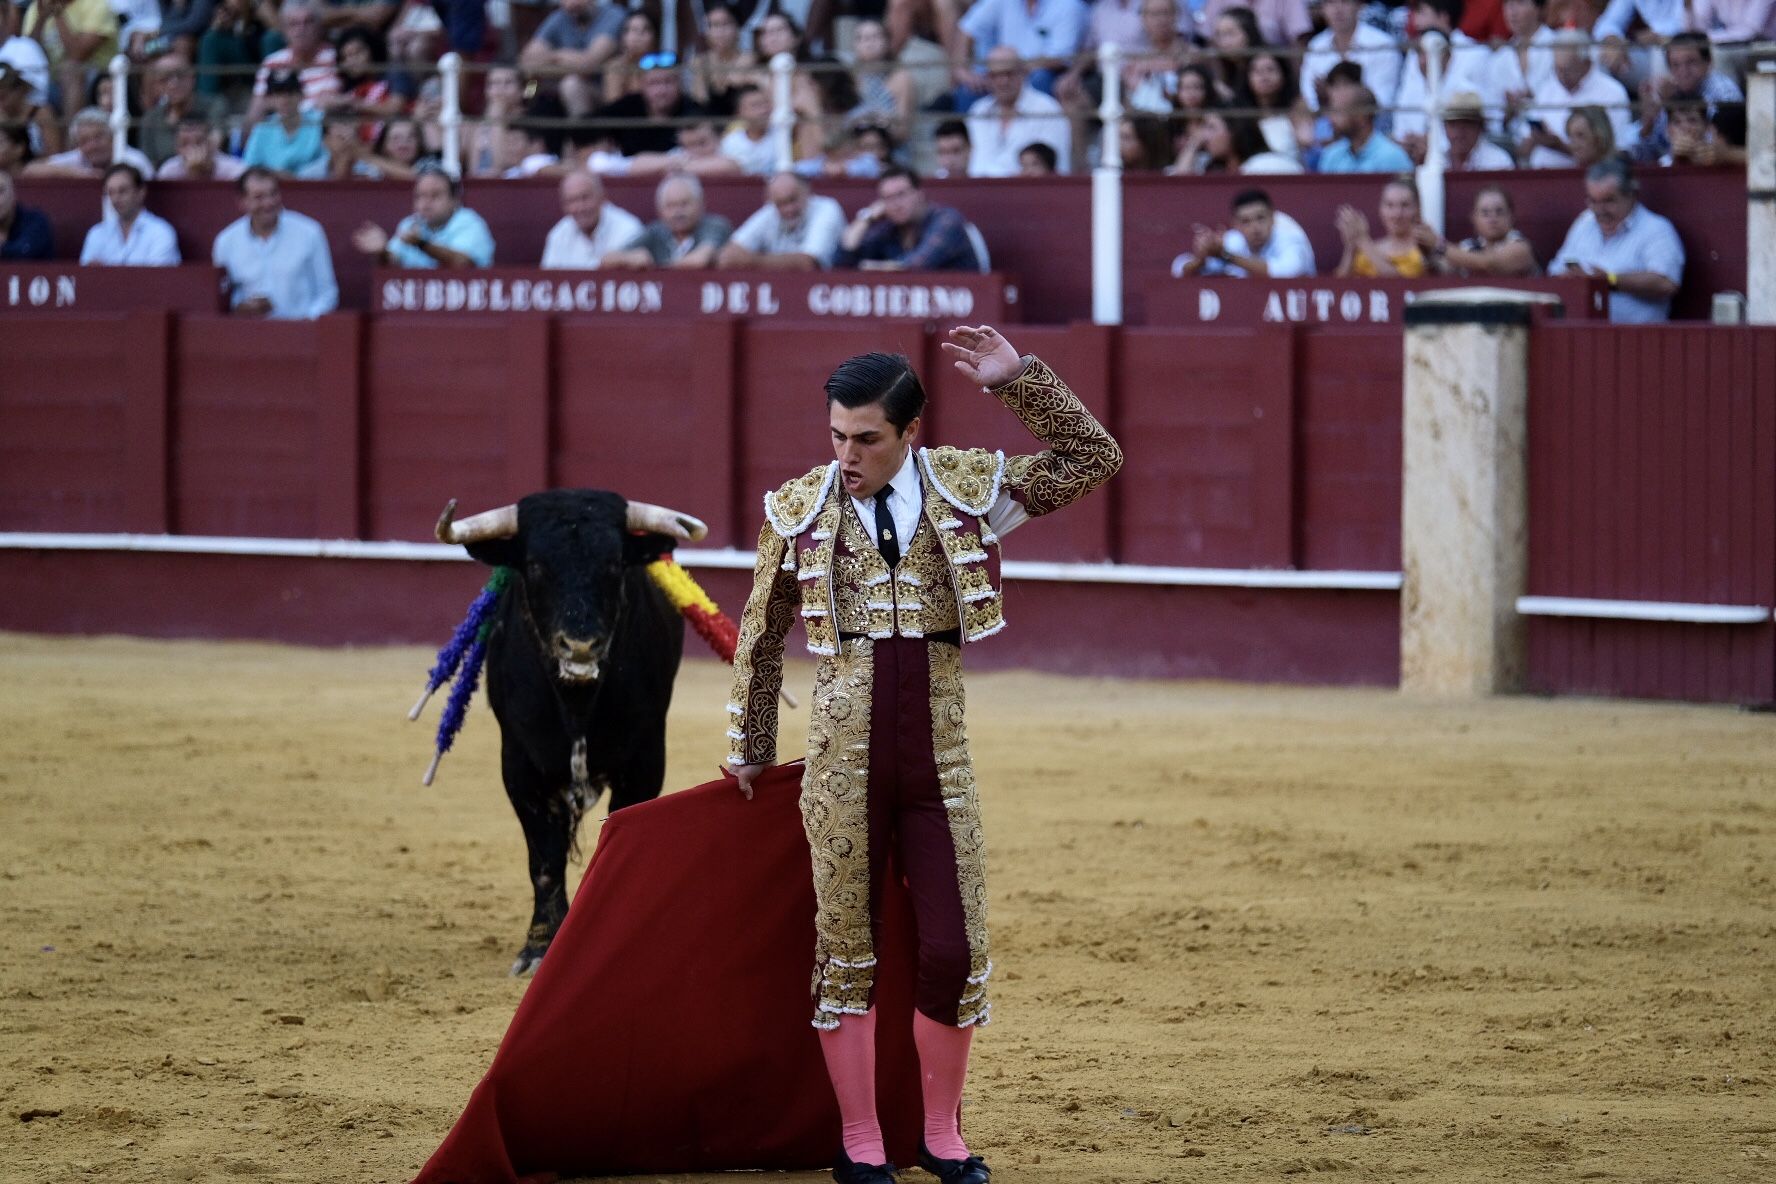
833, 168, 981, 272
243, 70, 327, 176
212, 166, 339, 319
1549, 159, 1683, 324
351, 165, 496, 269
1317, 82, 1415, 174
0, 170, 54, 260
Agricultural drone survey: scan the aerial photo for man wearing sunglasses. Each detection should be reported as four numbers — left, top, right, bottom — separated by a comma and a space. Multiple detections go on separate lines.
592, 50, 708, 156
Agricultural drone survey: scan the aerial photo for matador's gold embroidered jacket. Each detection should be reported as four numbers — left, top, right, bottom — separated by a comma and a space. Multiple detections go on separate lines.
725, 354, 1122, 1028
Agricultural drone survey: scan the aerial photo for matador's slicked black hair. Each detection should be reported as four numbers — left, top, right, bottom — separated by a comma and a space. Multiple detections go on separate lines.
824, 352, 926, 433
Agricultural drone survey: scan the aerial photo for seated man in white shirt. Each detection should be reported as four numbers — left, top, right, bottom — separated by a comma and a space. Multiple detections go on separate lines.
1521, 31, 1632, 167
80, 164, 181, 266
716, 171, 847, 271
964, 47, 1072, 177
540, 172, 645, 269
1170, 188, 1316, 278
211, 166, 338, 319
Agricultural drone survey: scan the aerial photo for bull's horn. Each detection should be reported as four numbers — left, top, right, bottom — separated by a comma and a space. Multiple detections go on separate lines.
435, 499, 519, 545
626, 501, 709, 542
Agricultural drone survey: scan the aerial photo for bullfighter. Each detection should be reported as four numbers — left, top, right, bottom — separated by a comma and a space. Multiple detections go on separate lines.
727, 324, 1123, 1184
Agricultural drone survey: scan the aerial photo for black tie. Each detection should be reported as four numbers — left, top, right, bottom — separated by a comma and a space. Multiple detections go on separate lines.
874, 483, 899, 568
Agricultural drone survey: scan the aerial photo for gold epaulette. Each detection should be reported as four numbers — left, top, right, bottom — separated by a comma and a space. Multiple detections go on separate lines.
918, 446, 1006, 518
763, 462, 838, 538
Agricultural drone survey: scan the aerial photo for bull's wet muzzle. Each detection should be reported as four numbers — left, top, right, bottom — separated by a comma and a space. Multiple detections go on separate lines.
552, 634, 607, 684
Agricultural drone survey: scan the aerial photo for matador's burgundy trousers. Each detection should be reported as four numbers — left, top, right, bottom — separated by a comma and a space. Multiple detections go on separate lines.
862, 633, 973, 1027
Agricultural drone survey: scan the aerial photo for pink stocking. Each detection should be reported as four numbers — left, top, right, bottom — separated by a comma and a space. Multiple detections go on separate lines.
912, 1009, 973, 1159
817, 1008, 886, 1165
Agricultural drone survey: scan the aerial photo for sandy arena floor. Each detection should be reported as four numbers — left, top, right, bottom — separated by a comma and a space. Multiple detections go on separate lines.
0, 632, 1772, 1184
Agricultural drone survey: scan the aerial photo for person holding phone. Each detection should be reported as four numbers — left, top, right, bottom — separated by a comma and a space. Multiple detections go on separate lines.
1548, 157, 1682, 322
212, 165, 339, 318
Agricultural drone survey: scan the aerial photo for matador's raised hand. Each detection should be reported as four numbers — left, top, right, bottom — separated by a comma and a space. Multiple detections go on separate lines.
942, 325, 1025, 390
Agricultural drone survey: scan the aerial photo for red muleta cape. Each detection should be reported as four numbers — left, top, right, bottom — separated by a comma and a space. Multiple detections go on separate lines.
411, 762, 926, 1183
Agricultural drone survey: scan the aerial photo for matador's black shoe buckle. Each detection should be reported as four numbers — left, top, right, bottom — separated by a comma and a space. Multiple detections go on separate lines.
833, 1148, 898, 1183
918, 1142, 991, 1184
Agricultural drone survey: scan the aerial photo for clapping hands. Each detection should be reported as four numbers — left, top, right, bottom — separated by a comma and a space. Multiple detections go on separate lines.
1335, 204, 1370, 246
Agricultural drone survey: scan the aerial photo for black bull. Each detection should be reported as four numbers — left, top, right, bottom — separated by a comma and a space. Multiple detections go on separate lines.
438, 489, 707, 974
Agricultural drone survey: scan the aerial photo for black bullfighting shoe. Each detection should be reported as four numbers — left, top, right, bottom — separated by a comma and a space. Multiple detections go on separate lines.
832, 1148, 898, 1183
917, 1143, 991, 1184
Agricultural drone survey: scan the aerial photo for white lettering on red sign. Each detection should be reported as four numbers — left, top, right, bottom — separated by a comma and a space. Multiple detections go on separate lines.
806, 283, 974, 319
383, 277, 663, 314
1251, 287, 1393, 325
7, 274, 77, 308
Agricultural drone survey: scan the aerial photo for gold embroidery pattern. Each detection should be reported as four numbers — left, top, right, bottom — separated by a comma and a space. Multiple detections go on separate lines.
799, 502, 842, 655
835, 502, 895, 639
922, 446, 1006, 517
766, 462, 838, 537
930, 514, 1005, 643
896, 510, 960, 638
993, 355, 1124, 518
929, 642, 992, 1027
727, 520, 797, 767
801, 640, 877, 1028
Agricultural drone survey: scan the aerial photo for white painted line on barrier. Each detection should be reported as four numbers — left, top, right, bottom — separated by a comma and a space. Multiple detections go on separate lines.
1516, 595, 1771, 625
0, 532, 1402, 591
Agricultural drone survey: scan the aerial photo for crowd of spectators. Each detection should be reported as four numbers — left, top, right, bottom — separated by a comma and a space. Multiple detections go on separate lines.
0, 0, 1764, 322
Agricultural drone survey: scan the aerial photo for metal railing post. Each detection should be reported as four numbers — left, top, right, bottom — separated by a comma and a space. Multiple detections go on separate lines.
770, 52, 796, 173
439, 52, 463, 179
109, 54, 129, 165
1092, 42, 1124, 326
1417, 31, 1447, 236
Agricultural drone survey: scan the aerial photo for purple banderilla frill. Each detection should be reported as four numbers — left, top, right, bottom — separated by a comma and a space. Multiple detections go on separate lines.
408, 566, 511, 786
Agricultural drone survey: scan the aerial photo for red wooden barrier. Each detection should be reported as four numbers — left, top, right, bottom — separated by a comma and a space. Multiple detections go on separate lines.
361, 316, 553, 540
1526, 324, 1776, 702
0, 310, 169, 533
1114, 325, 1297, 569
1296, 328, 1403, 572
554, 317, 740, 550
172, 315, 362, 538
0, 308, 1420, 685
0, 312, 1403, 576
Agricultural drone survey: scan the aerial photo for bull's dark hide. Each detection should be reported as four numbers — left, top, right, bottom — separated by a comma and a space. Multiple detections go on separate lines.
461, 489, 686, 974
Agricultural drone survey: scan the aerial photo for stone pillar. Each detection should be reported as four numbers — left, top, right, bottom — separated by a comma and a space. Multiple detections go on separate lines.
1748, 50, 1775, 325
1398, 289, 1556, 696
